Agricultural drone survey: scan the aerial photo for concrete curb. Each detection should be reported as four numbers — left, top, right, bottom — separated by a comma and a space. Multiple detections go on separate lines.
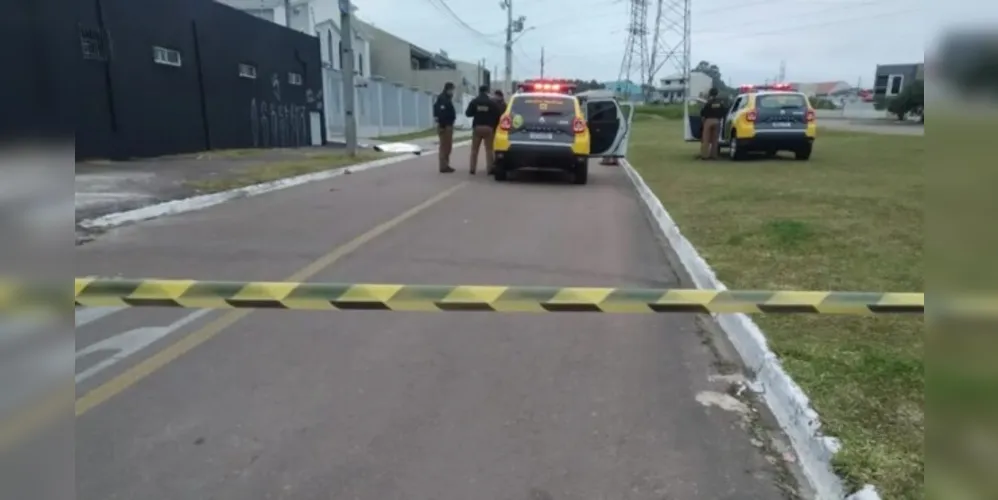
619, 158, 881, 500
78, 140, 472, 231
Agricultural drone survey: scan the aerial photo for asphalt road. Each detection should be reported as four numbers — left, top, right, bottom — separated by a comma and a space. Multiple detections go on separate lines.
70, 151, 791, 500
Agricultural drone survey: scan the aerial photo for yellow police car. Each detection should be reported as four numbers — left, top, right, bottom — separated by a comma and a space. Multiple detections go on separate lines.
685, 83, 817, 161
492, 79, 633, 184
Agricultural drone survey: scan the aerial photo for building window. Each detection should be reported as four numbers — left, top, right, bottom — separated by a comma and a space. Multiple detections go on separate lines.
356, 52, 363, 75
288, 72, 303, 85
152, 46, 181, 67
326, 31, 334, 65
887, 74, 904, 96
239, 63, 257, 79
337, 41, 343, 69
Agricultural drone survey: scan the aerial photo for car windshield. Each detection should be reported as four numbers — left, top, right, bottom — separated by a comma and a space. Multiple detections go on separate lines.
510, 96, 575, 119
756, 94, 808, 109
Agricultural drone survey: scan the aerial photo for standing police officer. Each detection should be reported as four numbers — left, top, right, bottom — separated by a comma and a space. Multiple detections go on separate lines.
434, 82, 457, 173
699, 88, 727, 160
465, 85, 502, 175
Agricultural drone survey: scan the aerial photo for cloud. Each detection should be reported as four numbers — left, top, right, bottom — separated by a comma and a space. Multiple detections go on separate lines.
343, 0, 929, 86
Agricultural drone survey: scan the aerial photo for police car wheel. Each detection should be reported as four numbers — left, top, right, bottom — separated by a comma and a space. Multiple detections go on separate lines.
493, 168, 508, 181
795, 144, 812, 161
729, 135, 745, 161
573, 164, 589, 185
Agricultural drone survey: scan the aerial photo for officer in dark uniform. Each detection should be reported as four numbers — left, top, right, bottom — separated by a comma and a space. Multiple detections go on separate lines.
464, 85, 502, 175
699, 88, 727, 160
493, 90, 507, 114
433, 82, 457, 173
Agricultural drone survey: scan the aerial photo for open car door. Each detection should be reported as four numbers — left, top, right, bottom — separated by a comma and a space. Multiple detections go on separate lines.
684, 97, 705, 142
581, 93, 633, 159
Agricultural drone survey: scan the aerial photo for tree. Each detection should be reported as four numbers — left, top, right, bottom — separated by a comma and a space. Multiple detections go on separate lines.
693, 61, 732, 93
887, 79, 924, 121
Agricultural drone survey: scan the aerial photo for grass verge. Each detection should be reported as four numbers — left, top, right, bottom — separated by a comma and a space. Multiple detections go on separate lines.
186, 151, 386, 193
376, 128, 439, 142
627, 120, 924, 499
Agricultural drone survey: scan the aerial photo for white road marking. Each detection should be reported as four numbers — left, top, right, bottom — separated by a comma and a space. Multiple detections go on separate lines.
75, 307, 124, 328
75, 309, 211, 384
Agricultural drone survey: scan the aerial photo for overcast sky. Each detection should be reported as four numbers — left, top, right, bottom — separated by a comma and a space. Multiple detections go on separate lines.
341, 0, 931, 86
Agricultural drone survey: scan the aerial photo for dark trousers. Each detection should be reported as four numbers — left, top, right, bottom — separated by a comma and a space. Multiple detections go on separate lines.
700, 118, 721, 159
470, 125, 495, 173
437, 125, 454, 170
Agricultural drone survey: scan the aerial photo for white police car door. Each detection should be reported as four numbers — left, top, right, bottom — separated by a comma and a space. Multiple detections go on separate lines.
684, 97, 705, 142
582, 96, 632, 158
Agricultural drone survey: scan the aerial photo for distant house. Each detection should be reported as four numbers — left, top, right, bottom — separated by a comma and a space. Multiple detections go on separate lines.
602, 80, 643, 99
353, 18, 466, 96
873, 63, 924, 100
788, 81, 852, 97
657, 71, 712, 103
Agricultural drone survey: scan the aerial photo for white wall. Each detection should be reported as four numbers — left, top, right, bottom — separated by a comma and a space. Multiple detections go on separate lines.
314, 19, 370, 79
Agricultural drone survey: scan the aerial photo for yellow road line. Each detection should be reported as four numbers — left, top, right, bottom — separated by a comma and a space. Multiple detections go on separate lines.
75, 182, 467, 416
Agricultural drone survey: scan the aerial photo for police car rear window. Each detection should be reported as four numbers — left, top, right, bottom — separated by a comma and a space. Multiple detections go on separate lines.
756, 94, 808, 109
510, 96, 574, 118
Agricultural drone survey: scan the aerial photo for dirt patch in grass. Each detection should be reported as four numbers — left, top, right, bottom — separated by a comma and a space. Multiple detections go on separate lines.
185, 151, 385, 193
628, 120, 924, 498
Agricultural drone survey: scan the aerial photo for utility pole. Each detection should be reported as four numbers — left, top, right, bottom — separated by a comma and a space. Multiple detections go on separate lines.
500, 0, 525, 95
339, 0, 357, 156
778, 60, 786, 83
284, 0, 293, 28
540, 47, 545, 78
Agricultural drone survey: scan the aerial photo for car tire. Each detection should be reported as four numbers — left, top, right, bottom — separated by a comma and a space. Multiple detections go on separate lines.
729, 132, 746, 161
573, 163, 588, 185
493, 168, 508, 181
795, 144, 812, 161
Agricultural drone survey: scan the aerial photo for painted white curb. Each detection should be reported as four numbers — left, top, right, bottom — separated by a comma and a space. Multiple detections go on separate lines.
79, 140, 472, 231
620, 158, 881, 500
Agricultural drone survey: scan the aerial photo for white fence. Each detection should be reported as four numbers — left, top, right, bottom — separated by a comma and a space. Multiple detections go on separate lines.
323, 69, 478, 140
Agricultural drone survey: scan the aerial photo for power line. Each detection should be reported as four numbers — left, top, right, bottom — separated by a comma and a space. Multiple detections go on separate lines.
584, 7, 918, 58
421, 0, 505, 48
696, 7, 918, 41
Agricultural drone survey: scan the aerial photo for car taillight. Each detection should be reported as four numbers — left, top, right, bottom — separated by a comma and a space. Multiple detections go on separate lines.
805, 110, 816, 122
572, 117, 585, 134
499, 115, 512, 131
746, 110, 758, 122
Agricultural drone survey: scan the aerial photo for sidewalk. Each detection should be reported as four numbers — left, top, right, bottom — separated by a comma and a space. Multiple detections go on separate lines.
326, 129, 472, 149
76, 146, 379, 244
75, 134, 473, 244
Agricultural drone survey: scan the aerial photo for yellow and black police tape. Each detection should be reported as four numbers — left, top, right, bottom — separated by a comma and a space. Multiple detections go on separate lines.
71, 278, 925, 315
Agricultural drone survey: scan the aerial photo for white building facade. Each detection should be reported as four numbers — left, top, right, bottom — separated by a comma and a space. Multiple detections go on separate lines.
657, 71, 712, 103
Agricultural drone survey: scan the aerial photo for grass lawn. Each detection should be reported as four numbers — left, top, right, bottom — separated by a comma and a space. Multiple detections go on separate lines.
627, 119, 924, 498
186, 151, 386, 193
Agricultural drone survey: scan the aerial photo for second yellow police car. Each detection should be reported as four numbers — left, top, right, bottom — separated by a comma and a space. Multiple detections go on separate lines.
686, 83, 818, 161
492, 79, 633, 184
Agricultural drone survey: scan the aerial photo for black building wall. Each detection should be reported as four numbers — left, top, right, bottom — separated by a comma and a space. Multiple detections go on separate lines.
1, 0, 75, 142
75, 0, 324, 160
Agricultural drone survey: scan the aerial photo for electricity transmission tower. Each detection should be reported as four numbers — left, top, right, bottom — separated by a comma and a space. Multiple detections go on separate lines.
644, 0, 691, 101
617, 0, 649, 102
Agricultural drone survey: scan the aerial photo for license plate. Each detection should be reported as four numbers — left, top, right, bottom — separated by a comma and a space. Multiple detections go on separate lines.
772, 122, 792, 128
529, 132, 553, 140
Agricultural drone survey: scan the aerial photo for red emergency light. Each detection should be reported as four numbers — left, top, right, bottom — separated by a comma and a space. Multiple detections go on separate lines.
518, 78, 577, 94
738, 83, 793, 94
